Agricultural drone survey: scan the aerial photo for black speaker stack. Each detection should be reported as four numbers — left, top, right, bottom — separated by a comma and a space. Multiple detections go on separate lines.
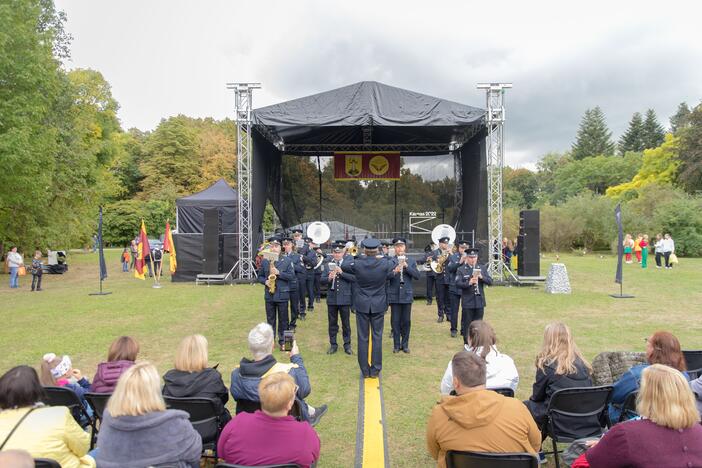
517, 209, 540, 277
202, 208, 224, 274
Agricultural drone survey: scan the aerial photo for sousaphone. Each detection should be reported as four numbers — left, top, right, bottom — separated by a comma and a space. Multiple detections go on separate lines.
307, 221, 331, 269
430, 224, 456, 273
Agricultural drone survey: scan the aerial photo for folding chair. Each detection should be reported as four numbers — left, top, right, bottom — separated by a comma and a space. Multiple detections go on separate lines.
85, 392, 111, 420
42, 386, 97, 448
491, 387, 515, 397
34, 459, 61, 468
235, 398, 306, 423
445, 450, 539, 468
683, 350, 702, 372
543, 385, 613, 468
618, 390, 639, 423
164, 396, 221, 460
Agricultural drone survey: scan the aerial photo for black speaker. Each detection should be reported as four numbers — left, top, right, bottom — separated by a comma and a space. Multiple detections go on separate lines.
518, 210, 540, 276
203, 209, 222, 274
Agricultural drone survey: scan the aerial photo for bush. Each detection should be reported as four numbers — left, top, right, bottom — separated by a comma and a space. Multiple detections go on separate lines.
653, 197, 702, 256
102, 199, 173, 246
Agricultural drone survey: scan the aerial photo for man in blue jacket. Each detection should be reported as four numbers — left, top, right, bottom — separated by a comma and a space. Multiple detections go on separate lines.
321, 243, 356, 355
257, 237, 295, 349
456, 248, 493, 343
387, 238, 421, 353
341, 238, 394, 378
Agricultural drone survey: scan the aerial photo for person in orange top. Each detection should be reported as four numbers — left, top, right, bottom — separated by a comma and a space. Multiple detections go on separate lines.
121, 247, 131, 273
633, 234, 643, 263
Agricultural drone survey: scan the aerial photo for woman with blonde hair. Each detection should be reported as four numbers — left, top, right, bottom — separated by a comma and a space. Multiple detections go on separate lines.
581, 364, 702, 467
162, 334, 231, 427
218, 372, 320, 467
524, 322, 592, 428
95, 361, 201, 468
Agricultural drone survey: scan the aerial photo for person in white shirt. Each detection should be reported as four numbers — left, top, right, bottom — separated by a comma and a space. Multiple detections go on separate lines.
653, 234, 664, 269
440, 320, 519, 394
661, 233, 675, 269
6, 246, 23, 289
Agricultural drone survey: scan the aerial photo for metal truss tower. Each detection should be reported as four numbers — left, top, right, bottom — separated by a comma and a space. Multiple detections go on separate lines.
477, 83, 512, 279
227, 82, 261, 280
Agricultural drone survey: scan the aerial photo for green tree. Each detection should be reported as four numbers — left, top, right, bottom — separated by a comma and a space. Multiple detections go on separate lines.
670, 102, 691, 133
571, 107, 615, 160
641, 109, 665, 150
102, 199, 172, 245
503, 167, 539, 208
618, 112, 645, 153
677, 103, 702, 193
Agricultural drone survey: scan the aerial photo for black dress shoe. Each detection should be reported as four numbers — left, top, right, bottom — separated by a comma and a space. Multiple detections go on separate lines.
327, 346, 338, 355
307, 306, 314, 311
402, 347, 410, 354
426, 300, 433, 306
344, 347, 353, 355
315, 297, 321, 303
369, 372, 379, 379
437, 316, 444, 323
451, 331, 457, 338
393, 348, 400, 353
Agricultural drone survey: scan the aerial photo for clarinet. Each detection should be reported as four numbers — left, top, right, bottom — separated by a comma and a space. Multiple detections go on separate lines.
473, 267, 481, 296
330, 261, 337, 291
398, 256, 405, 284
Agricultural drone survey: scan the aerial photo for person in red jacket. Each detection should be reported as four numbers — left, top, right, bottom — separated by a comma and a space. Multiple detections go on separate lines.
91, 336, 138, 393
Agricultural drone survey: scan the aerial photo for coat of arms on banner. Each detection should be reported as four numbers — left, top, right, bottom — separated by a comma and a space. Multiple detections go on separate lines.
345, 155, 362, 177
369, 155, 389, 176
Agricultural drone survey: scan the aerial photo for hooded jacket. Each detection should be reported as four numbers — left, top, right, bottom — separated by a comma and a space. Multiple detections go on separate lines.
426, 390, 541, 468
95, 409, 202, 468
162, 367, 229, 417
91, 360, 134, 393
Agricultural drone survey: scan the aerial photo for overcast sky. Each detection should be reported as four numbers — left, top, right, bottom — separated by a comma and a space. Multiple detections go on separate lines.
55, 0, 702, 167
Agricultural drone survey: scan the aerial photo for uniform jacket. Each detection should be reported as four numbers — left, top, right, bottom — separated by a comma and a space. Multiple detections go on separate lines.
321, 258, 356, 306
91, 360, 134, 393
341, 255, 394, 314
258, 256, 295, 302
387, 256, 420, 304
0, 406, 95, 468
456, 263, 493, 308
445, 253, 462, 295
287, 251, 307, 287
162, 367, 230, 419
432, 248, 451, 284
423, 251, 436, 277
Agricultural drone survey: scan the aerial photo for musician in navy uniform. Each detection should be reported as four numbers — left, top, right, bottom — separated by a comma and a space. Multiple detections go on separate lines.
387, 238, 420, 353
321, 243, 355, 355
282, 237, 305, 327
291, 228, 308, 313
423, 244, 436, 306
433, 237, 451, 323
341, 238, 394, 378
445, 239, 470, 338
456, 248, 493, 344
257, 237, 295, 349
302, 237, 318, 312
313, 246, 324, 303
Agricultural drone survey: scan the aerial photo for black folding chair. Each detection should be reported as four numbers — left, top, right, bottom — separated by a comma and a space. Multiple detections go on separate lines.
85, 392, 111, 420
618, 390, 639, 423
446, 451, 539, 468
164, 396, 221, 460
491, 387, 515, 397
543, 385, 613, 468
42, 386, 97, 448
683, 350, 702, 371
689, 368, 702, 380
34, 459, 61, 468
235, 398, 305, 423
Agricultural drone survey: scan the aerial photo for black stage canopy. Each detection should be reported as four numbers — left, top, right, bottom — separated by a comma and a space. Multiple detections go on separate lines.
250, 81, 489, 252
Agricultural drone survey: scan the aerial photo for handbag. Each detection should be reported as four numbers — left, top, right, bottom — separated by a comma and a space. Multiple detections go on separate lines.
17, 265, 26, 276
669, 253, 679, 264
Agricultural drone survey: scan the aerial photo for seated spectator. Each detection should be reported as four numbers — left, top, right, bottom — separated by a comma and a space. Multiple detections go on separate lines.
218, 372, 320, 467
578, 364, 702, 467
0, 450, 34, 468
162, 334, 231, 427
691, 374, 702, 417
95, 361, 202, 468
524, 322, 592, 429
609, 331, 687, 422
440, 320, 519, 395
230, 323, 327, 425
40, 352, 93, 419
91, 336, 139, 393
0, 365, 95, 467
427, 351, 541, 468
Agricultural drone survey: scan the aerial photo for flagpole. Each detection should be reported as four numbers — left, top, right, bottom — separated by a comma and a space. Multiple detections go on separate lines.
90, 206, 112, 296
150, 251, 161, 289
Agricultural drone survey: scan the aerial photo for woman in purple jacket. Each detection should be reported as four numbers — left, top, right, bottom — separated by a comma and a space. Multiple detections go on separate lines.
91, 337, 139, 393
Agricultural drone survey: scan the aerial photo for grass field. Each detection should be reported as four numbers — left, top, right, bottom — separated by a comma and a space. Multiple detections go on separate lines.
2, 250, 701, 467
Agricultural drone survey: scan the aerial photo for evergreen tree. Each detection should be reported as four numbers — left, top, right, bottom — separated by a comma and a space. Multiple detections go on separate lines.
670, 102, 691, 133
641, 109, 665, 150
618, 112, 645, 154
677, 104, 702, 193
571, 107, 615, 160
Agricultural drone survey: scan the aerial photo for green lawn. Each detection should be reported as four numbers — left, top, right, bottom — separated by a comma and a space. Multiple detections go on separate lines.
1, 251, 701, 467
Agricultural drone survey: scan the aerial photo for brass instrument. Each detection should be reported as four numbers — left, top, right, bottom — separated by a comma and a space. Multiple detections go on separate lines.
348, 244, 358, 257
267, 274, 277, 294
431, 252, 450, 274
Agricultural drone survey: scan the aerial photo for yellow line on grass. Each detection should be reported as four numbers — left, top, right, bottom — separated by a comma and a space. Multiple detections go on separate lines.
361, 340, 386, 467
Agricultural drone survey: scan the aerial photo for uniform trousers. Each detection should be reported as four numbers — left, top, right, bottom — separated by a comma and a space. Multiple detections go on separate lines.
265, 301, 289, 345
449, 293, 461, 333
461, 307, 484, 343
328, 305, 351, 348
356, 312, 384, 377
436, 281, 449, 318
297, 278, 307, 313
426, 275, 436, 303
314, 273, 322, 300
390, 303, 412, 350
305, 274, 315, 308
289, 289, 300, 327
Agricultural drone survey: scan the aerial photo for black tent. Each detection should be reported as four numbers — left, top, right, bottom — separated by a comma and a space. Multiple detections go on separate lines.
249, 81, 489, 253
173, 179, 239, 281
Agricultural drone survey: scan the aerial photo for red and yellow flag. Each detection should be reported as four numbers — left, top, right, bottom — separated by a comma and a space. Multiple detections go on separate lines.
162, 221, 177, 274
134, 220, 151, 280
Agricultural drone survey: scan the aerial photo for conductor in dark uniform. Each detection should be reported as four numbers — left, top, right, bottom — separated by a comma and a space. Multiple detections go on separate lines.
257, 237, 295, 349
321, 243, 355, 355
445, 239, 470, 338
387, 238, 420, 353
282, 237, 305, 326
456, 248, 493, 344
341, 238, 394, 378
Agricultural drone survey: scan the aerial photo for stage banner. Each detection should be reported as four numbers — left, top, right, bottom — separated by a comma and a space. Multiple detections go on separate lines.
333, 152, 400, 180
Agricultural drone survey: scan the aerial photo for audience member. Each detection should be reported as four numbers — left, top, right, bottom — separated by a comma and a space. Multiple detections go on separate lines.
91, 336, 139, 393
0, 450, 34, 468
691, 375, 702, 417
30, 250, 43, 291
95, 362, 202, 468
661, 233, 675, 269
7, 246, 23, 288
427, 351, 541, 468
230, 323, 328, 425
218, 372, 321, 467
440, 320, 519, 394
0, 365, 95, 467
578, 365, 702, 467
653, 233, 663, 268
162, 334, 231, 427
40, 353, 93, 419
609, 330, 687, 422
524, 322, 592, 430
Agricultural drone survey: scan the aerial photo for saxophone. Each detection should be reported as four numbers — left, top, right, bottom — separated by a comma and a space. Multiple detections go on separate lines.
267, 262, 277, 294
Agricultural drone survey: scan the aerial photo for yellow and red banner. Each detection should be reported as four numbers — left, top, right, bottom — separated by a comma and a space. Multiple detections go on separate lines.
134, 220, 151, 280
333, 152, 400, 180
162, 221, 177, 274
